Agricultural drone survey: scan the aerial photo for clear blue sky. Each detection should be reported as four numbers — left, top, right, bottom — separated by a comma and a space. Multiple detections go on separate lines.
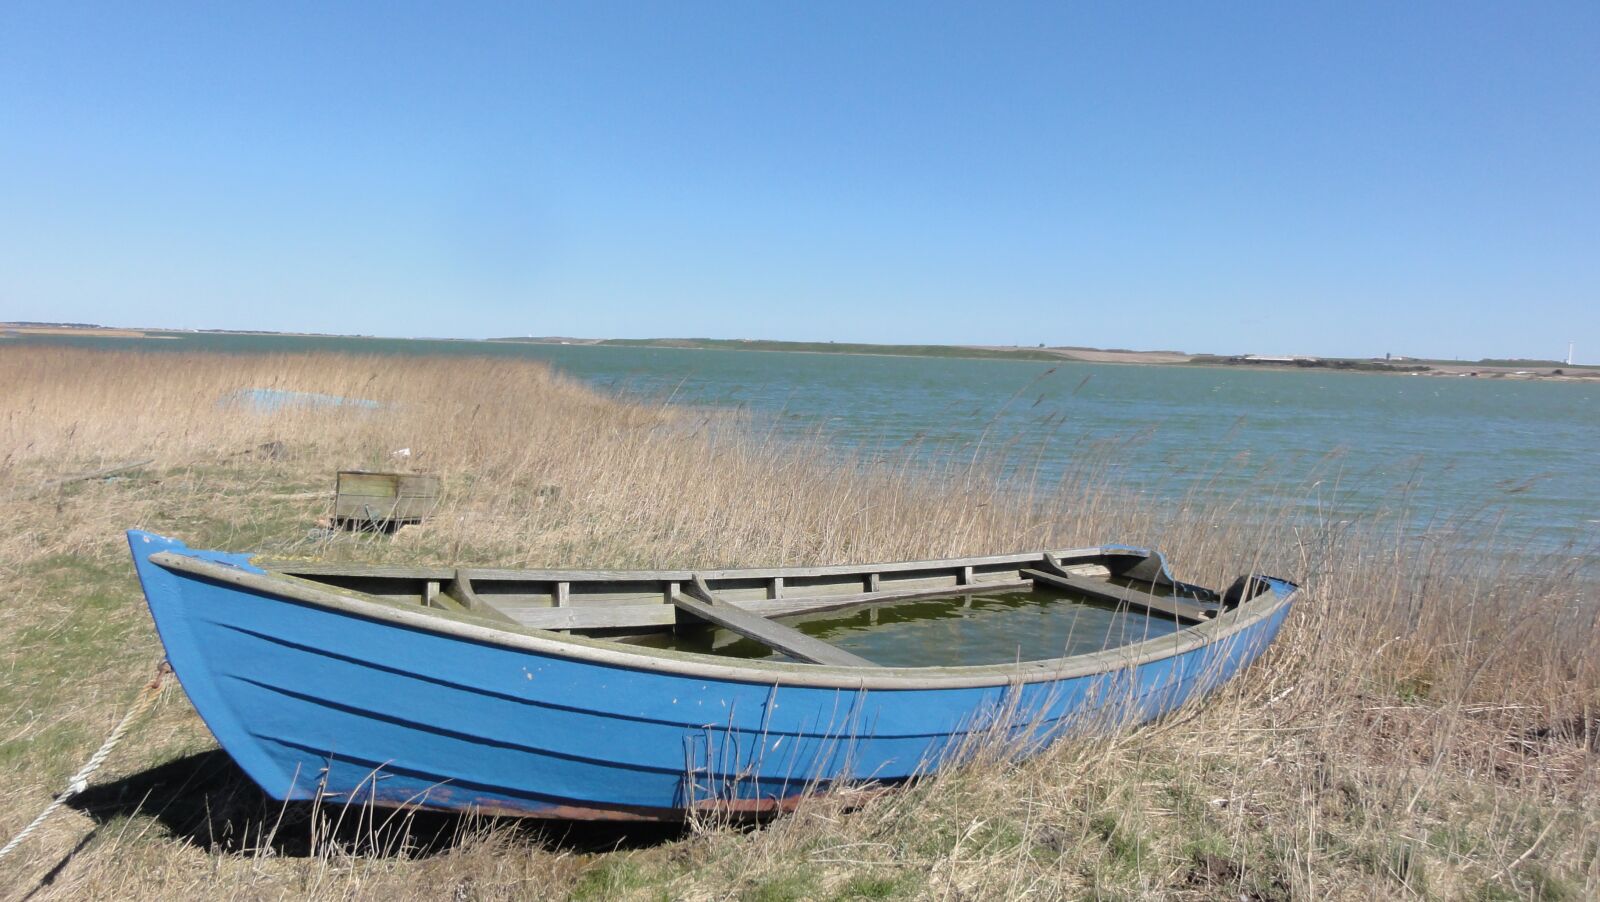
3, 2, 1597, 360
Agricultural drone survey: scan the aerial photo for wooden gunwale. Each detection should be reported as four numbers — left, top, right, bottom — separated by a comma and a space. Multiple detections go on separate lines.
261, 549, 1070, 632
150, 550, 1296, 691
739, 579, 1034, 617
257, 547, 1107, 584
501, 578, 1035, 631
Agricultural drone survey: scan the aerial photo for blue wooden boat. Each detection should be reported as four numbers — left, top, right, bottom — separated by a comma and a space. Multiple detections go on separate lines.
127, 529, 1297, 821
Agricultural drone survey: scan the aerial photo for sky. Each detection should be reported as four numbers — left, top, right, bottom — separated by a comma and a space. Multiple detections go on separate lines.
2, 2, 1597, 361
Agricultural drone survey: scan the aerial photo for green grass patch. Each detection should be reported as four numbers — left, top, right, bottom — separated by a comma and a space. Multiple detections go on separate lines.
1352, 837, 1430, 895
832, 870, 909, 899
743, 866, 823, 902
570, 856, 660, 901
1087, 810, 1152, 874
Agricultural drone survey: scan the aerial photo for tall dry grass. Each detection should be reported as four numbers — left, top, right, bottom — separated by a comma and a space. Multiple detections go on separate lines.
0, 344, 1595, 899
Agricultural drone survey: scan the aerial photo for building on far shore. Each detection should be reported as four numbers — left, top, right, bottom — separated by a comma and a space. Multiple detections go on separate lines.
1241, 354, 1317, 364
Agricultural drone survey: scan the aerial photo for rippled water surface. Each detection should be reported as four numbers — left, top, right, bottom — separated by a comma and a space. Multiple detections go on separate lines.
13, 331, 1597, 553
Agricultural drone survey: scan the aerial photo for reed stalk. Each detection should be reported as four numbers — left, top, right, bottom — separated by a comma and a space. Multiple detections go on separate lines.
0, 345, 1593, 899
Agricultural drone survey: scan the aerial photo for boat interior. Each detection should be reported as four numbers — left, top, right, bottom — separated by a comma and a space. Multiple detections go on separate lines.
262, 549, 1274, 668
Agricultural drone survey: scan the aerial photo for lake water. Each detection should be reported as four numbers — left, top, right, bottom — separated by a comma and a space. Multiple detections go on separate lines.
9, 331, 1597, 556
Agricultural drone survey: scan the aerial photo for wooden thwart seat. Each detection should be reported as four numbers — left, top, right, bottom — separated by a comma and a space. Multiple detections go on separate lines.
672, 575, 879, 667
1023, 554, 1215, 624
442, 571, 517, 624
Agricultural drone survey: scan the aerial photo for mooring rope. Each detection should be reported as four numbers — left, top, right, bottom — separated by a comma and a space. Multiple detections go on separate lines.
0, 661, 171, 863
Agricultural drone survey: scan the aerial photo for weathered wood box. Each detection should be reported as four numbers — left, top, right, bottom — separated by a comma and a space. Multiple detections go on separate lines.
334, 471, 440, 528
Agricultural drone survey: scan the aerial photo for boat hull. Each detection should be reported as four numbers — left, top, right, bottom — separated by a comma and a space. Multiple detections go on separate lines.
128, 531, 1296, 819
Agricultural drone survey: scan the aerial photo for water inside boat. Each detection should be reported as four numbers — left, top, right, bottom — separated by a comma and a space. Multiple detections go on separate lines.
621, 589, 1186, 667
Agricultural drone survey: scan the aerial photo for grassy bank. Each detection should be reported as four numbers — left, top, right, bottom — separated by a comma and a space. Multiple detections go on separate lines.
0, 346, 1595, 899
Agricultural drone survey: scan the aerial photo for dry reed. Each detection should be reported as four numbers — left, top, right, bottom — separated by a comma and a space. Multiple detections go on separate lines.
0, 345, 1594, 900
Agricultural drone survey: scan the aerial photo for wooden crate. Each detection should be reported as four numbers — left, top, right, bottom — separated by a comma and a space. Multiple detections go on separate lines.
334, 471, 440, 527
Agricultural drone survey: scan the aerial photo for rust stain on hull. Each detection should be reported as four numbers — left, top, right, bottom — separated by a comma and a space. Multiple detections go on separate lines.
370, 783, 883, 823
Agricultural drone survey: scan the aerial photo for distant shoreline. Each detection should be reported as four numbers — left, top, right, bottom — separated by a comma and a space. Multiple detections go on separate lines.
5, 322, 1594, 380
491, 336, 1598, 380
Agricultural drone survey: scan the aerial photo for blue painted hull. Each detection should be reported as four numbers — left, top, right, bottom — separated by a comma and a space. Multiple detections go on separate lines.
128, 531, 1296, 819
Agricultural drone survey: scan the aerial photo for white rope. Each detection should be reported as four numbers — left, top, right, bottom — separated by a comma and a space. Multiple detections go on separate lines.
0, 663, 169, 862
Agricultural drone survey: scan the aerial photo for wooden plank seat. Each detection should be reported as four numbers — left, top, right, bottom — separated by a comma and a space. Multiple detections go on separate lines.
669, 576, 877, 667
1022, 553, 1217, 624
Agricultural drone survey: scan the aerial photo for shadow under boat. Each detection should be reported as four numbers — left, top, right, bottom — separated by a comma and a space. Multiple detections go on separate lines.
65, 750, 687, 859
